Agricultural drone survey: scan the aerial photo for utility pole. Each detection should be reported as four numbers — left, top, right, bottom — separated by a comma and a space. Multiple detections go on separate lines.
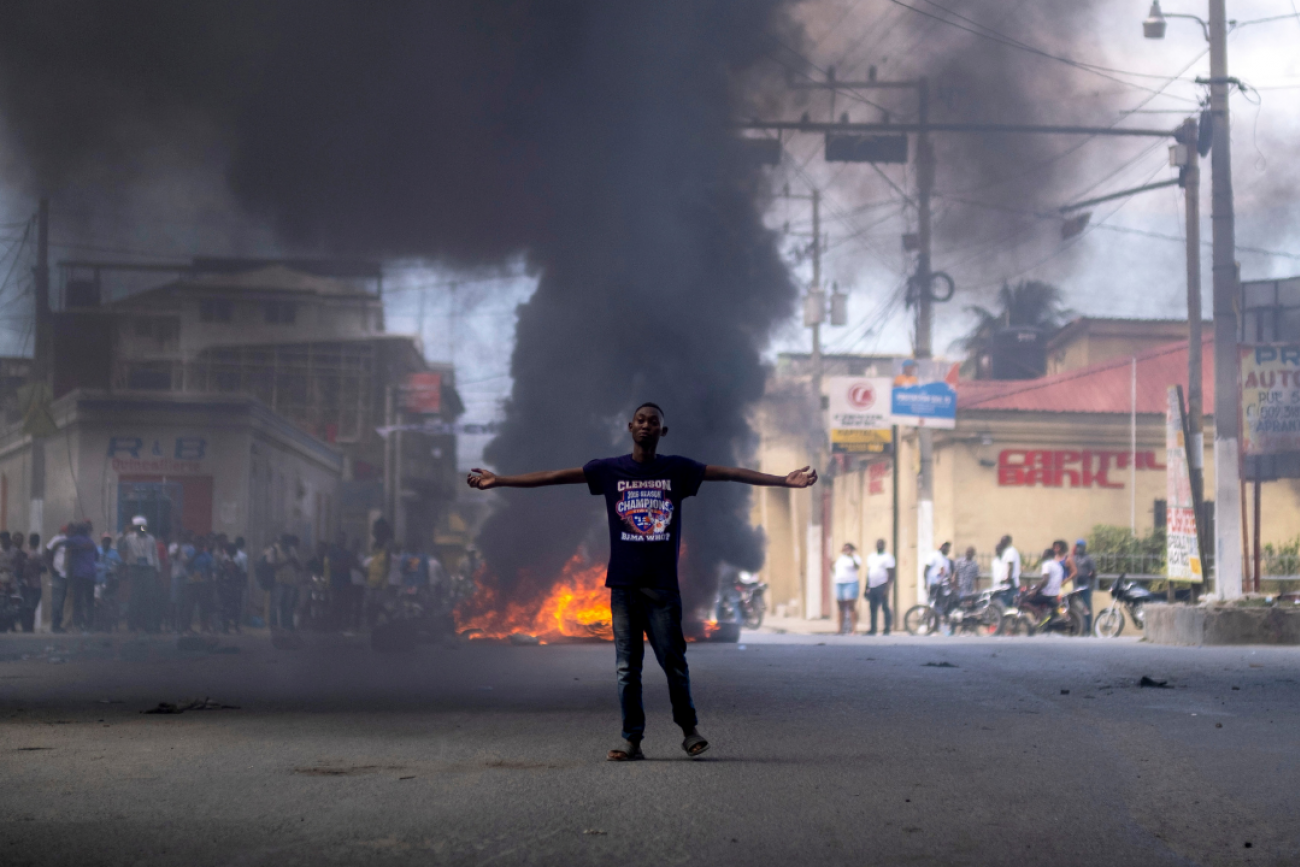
1176, 118, 1209, 593
779, 71, 940, 611
809, 188, 828, 620
913, 78, 936, 610
781, 184, 828, 618
1208, 0, 1242, 599
29, 197, 50, 541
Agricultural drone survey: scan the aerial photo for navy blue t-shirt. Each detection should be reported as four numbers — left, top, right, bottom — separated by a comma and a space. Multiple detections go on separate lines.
583, 454, 707, 590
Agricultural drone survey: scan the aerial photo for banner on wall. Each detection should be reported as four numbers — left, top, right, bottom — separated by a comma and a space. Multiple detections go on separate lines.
1165, 386, 1203, 583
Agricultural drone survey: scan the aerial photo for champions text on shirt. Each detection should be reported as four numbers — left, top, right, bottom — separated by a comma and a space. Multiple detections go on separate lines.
584, 454, 706, 591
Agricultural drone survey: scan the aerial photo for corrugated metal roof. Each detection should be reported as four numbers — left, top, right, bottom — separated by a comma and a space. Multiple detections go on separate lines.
959, 336, 1213, 415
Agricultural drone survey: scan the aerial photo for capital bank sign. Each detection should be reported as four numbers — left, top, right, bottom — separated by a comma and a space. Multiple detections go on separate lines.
997, 449, 1164, 488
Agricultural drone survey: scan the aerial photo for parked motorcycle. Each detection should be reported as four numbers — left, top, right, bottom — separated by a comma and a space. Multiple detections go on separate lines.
1004, 587, 1087, 637
0, 585, 23, 632
1093, 574, 1188, 637
903, 586, 1002, 636
715, 573, 768, 630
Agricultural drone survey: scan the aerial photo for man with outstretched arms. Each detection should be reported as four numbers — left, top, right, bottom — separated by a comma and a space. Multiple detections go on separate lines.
468, 402, 818, 762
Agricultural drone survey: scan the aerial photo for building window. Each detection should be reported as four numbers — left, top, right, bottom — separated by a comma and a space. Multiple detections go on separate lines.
264, 300, 296, 324
126, 361, 174, 390
1153, 499, 1167, 530
132, 317, 180, 349
200, 299, 233, 323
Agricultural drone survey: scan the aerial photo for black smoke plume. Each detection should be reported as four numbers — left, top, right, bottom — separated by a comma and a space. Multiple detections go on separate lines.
0, 2, 803, 609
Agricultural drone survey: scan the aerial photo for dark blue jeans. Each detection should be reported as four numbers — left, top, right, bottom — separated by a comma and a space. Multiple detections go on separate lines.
50, 578, 69, 631
610, 587, 697, 742
272, 585, 299, 630
1076, 586, 1094, 634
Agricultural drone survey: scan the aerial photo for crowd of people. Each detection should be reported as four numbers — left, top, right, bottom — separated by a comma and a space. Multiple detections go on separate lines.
0, 515, 472, 636
830, 533, 1100, 636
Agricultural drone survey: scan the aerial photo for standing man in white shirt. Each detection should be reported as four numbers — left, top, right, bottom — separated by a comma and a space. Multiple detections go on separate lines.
864, 539, 896, 636
832, 543, 862, 635
1025, 546, 1065, 625
992, 535, 1021, 608
925, 542, 952, 610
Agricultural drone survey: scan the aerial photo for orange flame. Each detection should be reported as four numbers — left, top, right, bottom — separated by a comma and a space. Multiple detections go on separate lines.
456, 554, 613, 641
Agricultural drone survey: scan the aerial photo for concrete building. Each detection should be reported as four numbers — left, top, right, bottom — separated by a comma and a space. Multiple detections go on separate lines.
1045, 317, 1211, 376
47, 258, 464, 555
0, 390, 344, 629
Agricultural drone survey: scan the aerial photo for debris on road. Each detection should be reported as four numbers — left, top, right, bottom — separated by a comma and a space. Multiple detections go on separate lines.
923, 662, 958, 668
1060, 689, 1070, 695
583, 829, 608, 836
142, 697, 241, 714
1138, 676, 1171, 688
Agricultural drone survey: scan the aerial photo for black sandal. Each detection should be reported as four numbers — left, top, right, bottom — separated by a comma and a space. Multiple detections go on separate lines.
682, 733, 710, 758
607, 739, 644, 761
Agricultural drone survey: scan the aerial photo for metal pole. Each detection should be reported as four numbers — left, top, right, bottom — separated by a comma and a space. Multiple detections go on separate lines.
1252, 480, 1261, 594
29, 198, 50, 629
383, 385, 394, 525
808, 188, 827, 619
30, 198, 50, 546
915, 78, 935, 612
1130, 356, 1137, 535
1179, 118, 1208, 597
1209, 0, 1242, 599
33, 198, 50, 383
891, 425, 900, 621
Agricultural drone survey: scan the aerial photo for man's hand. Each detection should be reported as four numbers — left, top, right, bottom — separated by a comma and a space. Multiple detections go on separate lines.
466, 468, 498, 490
785, 466, 818, 488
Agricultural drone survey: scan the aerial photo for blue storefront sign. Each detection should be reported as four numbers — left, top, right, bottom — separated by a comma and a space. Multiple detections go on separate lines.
890, 359, 958, 429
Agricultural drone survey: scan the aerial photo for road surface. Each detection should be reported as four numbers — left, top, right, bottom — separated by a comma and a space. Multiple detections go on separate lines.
1, 630, 1296, 866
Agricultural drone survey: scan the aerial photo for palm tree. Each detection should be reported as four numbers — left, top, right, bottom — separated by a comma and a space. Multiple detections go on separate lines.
956, 280, 1073, 378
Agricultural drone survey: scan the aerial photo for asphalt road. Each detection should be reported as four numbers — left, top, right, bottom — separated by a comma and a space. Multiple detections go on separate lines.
1, 630, 1297, 867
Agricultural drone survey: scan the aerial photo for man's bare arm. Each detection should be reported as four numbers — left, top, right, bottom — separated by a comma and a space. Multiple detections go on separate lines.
466, 467, 586, 490
704, 465, 818, 488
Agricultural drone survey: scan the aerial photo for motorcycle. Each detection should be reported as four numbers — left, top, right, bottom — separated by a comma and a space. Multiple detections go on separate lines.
0, 584, 23, 632
715, 574, 768, 630
903, 585, 1002, 636
1004, 587, 1087, 637
1093, 574, 1188, 637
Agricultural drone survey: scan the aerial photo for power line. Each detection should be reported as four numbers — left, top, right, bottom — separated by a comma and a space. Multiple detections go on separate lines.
889, 0, 1199, 100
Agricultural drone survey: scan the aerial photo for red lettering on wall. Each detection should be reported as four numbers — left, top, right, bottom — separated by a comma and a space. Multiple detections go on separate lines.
867, 461, 890, 496
996, 449, 1162, 488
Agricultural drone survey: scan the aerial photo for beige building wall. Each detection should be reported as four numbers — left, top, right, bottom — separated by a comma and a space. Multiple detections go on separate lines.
1046, 319, 1204, 376
751, 402, 1300, 620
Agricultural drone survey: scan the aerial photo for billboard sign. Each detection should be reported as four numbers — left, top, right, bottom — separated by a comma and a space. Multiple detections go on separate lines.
890, 359, 958, 429
1240, 345, 1300, 456
1165, 387, 1202, 583
828, 377, 892, 454
404, 372, 443, 414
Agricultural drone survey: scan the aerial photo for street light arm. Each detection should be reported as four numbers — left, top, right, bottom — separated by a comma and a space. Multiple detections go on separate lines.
1162, 11, 1211, 41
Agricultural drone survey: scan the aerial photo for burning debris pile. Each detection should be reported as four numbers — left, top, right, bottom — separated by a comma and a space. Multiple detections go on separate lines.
454, 554, 728, 643
456, 554, 613, 642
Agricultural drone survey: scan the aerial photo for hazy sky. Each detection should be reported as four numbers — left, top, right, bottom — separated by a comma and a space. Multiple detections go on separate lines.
2, 0, 1296, 472
398, 0, 1300, 468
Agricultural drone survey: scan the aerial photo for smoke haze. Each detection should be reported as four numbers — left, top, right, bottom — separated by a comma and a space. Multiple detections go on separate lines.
0, 1, 803, 609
